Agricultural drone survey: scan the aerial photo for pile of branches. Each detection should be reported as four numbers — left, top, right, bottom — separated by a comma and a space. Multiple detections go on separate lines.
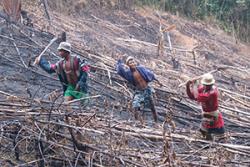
0, 10, 250, 167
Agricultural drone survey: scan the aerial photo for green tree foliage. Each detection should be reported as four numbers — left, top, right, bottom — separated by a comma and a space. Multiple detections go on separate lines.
136, 0, 250, 42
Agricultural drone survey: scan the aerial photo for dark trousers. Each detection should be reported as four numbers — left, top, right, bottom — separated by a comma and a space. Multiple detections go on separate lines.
200, 126, 225, 140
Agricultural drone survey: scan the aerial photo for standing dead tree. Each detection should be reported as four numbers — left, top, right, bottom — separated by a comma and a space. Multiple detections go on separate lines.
157, 14, 178, 69
1, 0, 21, 22
40, 0, 51, 24
157, 23, 176, 57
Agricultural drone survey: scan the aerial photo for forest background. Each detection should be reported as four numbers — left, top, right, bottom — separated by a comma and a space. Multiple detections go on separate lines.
135, 0, 250, 43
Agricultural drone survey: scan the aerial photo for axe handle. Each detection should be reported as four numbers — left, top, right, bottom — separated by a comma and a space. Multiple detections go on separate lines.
33, 37, 58, 66
178, 69, 218, 88
178, 76, 202, 88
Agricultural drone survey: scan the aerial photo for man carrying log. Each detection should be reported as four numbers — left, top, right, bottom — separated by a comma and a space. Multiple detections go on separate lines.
186, 73, 225, 140
116, 56, 162, 122
35, 42, 89, 102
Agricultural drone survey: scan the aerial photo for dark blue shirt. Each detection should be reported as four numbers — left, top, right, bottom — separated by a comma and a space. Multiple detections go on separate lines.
116, 59, 156, 86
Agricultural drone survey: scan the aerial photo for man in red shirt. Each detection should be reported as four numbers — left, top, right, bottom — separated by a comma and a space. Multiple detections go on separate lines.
186, 73, 225, 140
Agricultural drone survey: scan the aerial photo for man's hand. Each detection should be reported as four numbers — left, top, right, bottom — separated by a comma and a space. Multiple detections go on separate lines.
34, 56, 41, 65
117, 53, 127, 61
157, 80, 163, 87
186, 80, 193, 85
75, 84, 80, 91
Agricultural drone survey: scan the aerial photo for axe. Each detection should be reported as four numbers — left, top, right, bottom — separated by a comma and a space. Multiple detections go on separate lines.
178, 67, 228, 88
33, 32, 66, 66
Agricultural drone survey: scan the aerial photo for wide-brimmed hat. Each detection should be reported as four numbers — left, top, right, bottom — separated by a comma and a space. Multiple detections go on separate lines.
125, 56, 134, 65
201, 73, 215, 85
57, 42, 71, 53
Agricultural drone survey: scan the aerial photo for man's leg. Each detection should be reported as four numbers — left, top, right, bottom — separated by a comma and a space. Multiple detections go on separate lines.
64, 96, 74, 102
200, 123, 213, 140
208, 126, 226, 142
134, 107, 139, 120
209, 126, 225, 134
132, 93, 142, 120
149, 96, 158, 122
144, 87, 157, 122
64, 85, 75, 102
53, 95, 74, 146
133, 107, 143, 124
63, 95, 74, 134
64, 95, 82, 149
68, 87, 88, 107
200, 128, 212, 140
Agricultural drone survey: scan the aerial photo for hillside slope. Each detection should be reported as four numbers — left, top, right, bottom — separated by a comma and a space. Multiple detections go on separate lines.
0, 1, 249, 166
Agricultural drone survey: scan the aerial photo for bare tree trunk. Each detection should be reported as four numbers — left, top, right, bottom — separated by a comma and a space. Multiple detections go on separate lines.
2, 0, 21, 22
41, 0, 50, 22
125, 0, 134, 10
118, 0, 134, 10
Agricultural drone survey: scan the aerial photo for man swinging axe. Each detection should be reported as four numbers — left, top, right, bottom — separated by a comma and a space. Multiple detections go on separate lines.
186, 73, 225, 140
34, 41, 90, 103
34, 41, 90, 147
116, 55, 162, 123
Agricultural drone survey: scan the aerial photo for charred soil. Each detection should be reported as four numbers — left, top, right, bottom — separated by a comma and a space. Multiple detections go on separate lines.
0, 1, 250, 166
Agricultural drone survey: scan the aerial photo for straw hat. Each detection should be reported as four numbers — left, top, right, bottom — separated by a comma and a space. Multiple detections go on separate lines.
201, 73, 215, 85
57, 42, 71, 53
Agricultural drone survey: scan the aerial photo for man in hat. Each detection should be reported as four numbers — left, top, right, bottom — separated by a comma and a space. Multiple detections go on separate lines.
186, 73, 225, 140
116, 56, 162, 122
35, 42, 90, 102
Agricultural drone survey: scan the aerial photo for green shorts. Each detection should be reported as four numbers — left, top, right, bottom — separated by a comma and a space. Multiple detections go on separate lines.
64, 84, 87, 99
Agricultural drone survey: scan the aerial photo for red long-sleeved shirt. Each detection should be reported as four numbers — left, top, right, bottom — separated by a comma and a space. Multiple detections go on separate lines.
186, 83, 224, 129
